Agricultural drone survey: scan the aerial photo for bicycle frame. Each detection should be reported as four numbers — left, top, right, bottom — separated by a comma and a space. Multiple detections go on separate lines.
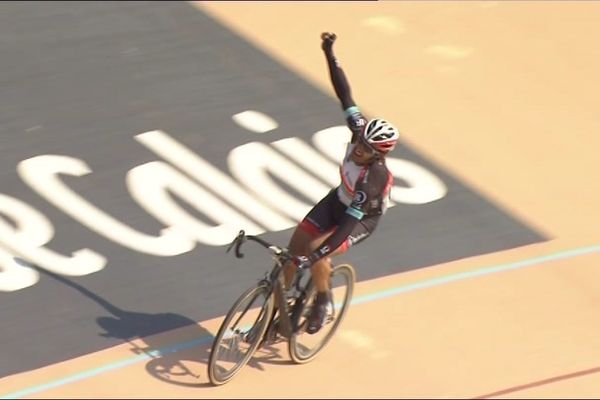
227, 230, 310, 340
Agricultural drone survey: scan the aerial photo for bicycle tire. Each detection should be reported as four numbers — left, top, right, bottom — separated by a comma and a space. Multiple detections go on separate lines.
207, 283, 274, 385
288, 263, 355, 364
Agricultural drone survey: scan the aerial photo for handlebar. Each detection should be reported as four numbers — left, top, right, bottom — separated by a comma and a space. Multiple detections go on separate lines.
226, 230, 291, 261
227, 230, 309, 292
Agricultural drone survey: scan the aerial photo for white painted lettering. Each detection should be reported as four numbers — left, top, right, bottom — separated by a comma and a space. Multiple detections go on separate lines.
228, 141, 332, 222
127, 161, 264, 246
0, 193, 106, 277
17, 155, 195, 256
231, 110, 279, 133
272, 137, 340, 188
134, 131, 293, 231
0, 246, 39, 292
385, 158, 447, 204
311, 126, 349, 164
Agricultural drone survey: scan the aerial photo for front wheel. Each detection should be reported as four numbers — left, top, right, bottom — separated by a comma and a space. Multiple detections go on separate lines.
207, 283, 274, 385
288, 263, 355, 364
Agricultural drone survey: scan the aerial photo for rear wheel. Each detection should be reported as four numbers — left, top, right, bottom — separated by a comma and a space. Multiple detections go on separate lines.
207, 283, 274, 385
288, 264, 355, 364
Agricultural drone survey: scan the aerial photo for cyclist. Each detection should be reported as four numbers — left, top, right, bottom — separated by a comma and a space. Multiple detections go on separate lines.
286, 32, 400, 334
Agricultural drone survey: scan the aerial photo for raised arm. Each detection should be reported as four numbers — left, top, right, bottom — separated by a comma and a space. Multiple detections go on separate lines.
321, 32, 356, 111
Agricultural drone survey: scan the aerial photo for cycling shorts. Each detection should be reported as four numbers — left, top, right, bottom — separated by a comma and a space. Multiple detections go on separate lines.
299, 189, 380, 254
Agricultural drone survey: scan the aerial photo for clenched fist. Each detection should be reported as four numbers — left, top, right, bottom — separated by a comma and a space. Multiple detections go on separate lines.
321, 32, 337, 51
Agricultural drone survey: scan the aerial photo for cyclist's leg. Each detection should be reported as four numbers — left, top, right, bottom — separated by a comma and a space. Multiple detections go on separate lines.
308, 215, 378, 290
305, 217, 379, 333
283, 223, 314, 289
284, 190, 339, 289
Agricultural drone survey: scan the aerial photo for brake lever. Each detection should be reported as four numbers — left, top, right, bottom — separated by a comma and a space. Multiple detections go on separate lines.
226, 230, 246, 258
234, 238, 244, 258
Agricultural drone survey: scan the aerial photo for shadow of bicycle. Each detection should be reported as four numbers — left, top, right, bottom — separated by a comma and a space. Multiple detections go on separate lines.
96, 308, 215, 388
22, 259, 302, 386
247, 340, 295, 369
20, 259, 216, 388
140, 341, 213, 388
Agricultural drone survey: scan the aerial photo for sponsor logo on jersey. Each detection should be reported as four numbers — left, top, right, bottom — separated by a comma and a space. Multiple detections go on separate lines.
354, 190, 368, 205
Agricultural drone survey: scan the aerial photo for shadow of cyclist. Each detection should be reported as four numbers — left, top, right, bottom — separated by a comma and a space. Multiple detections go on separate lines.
19, 259, 215, 388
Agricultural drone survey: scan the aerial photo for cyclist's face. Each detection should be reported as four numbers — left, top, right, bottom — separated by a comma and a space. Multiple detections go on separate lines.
351, 138, 377, 164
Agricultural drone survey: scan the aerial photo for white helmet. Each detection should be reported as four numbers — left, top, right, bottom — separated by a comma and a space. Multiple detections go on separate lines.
362, 118, 400, 154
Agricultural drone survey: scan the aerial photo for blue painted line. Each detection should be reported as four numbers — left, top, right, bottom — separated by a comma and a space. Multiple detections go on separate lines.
1, 336, 214, 399
2, 244, 599, 399
351, 244, 600, 306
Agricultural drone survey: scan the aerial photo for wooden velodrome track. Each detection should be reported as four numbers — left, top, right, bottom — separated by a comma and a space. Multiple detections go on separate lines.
2, 1, 600, 398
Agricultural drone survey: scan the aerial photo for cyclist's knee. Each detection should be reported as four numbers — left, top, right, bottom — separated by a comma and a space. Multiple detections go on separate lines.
289, 225, 313, 255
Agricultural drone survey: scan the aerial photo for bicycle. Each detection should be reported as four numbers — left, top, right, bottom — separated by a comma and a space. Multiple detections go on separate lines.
207, 230, 356, 386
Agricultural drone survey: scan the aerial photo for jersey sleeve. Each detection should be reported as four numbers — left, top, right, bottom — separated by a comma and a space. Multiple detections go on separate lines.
306, 214, 360, 263
344, 106, 368, 144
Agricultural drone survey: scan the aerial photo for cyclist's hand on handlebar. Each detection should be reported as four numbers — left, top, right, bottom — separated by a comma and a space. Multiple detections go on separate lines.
321, 31, 337, 52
